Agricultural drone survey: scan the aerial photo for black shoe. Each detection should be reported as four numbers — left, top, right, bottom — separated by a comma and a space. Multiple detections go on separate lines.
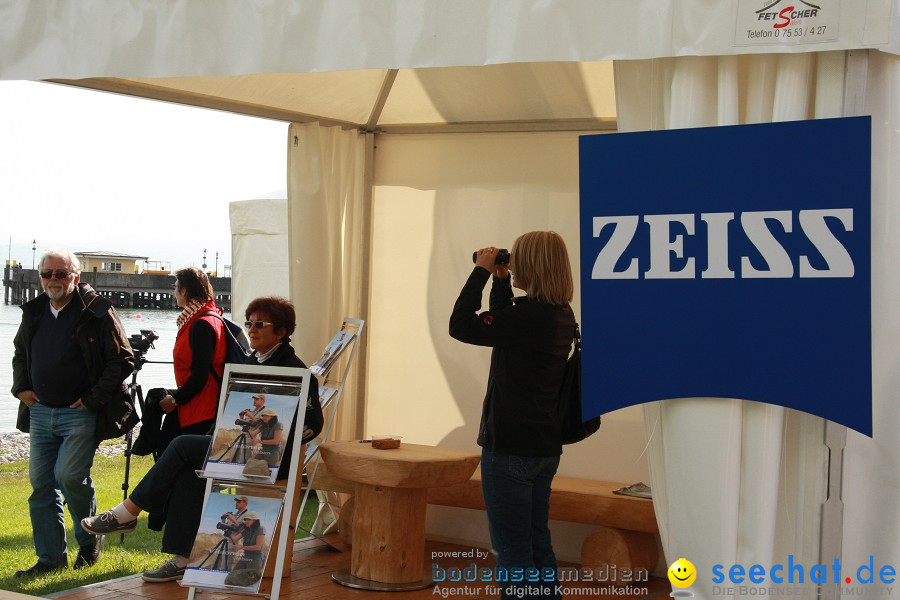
14, 561, 66, 578
73, 535, 103, 569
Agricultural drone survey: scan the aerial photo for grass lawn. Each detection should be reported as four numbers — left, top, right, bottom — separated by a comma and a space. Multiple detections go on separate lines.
0, 452, 320, 597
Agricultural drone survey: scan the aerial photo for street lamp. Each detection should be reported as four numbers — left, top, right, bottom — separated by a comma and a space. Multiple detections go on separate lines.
202, 248, 207, 271
31, 239, 36, 269
215, 252, 219, 276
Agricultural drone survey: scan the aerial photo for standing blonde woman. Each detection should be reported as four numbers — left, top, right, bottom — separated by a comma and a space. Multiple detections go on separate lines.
449, 231, 576, 600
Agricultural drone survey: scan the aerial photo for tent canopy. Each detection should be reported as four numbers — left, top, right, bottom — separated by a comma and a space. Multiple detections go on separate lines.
2, 1, 896, 129
53, 62, 618, 133
2, 1, 897, 82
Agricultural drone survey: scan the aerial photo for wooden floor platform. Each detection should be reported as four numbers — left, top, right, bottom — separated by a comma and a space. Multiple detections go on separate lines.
50, 536, 671, 600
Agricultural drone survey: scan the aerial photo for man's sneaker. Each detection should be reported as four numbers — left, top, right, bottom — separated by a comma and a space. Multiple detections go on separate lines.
73, 535, 103, 569
142, 558, 186, 583
81, 510, 137, 535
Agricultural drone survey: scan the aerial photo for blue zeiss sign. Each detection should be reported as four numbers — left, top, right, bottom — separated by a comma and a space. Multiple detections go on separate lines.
579, 117, 872, 436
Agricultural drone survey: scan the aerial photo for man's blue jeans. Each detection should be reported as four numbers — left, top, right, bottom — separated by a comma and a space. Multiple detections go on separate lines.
28, 403, 98, 566
481, 448, 562, 600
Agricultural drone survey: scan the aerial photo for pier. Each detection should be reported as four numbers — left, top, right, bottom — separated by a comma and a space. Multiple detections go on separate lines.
2, 265, 231, 311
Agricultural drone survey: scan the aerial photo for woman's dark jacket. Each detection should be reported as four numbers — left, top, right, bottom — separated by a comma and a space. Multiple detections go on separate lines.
11, 283, 137, 441
449, 267, 575, 457
250, 341, 323, 480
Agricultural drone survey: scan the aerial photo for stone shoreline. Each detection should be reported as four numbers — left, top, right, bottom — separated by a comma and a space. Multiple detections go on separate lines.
0, 429, 138, 465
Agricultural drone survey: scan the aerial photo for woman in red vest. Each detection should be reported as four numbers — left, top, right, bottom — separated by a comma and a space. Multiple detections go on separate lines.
133, 267, 226, 456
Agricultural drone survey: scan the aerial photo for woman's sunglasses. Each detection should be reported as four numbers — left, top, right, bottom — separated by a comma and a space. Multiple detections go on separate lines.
244, 320, 274, 330
39, 269, 73, 280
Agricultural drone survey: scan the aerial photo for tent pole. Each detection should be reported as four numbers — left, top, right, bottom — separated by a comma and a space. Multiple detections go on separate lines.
352, 131, 376, 438
818, 48, 867, 600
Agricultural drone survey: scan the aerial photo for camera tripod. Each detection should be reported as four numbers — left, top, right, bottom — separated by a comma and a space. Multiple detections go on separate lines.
216, 431, 252, 463
196, 535, 234, 571
120, 345, 171, 544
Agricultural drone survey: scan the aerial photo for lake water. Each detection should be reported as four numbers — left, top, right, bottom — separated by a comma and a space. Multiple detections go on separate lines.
0, 294, 230, 432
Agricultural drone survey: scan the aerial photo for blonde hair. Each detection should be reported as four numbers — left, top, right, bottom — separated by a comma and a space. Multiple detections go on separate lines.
510, 231, 574, 305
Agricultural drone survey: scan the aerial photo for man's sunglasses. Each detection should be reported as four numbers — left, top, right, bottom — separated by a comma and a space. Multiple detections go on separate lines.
244, 320, 274, 330
39, 270, 73, 280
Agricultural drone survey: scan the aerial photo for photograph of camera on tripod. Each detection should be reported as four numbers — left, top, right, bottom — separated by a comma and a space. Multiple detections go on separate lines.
200, 386, 304, 484
183, 490, 282, 592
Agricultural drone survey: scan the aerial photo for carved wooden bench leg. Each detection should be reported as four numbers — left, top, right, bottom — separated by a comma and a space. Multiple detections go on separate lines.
580, 526, 658, 586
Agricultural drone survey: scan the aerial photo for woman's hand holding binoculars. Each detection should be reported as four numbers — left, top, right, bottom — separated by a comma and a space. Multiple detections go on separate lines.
474, 247, 510, 279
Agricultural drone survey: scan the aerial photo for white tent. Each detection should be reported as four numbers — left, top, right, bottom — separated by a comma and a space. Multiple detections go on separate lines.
3, 2, 898, 596
229, 189, 289, 320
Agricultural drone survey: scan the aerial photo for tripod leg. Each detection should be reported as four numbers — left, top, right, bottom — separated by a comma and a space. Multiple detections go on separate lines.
230, 434, 248, 464
215, 433, 243, 462
198, 538, 230, 570
120, 381, 143, 545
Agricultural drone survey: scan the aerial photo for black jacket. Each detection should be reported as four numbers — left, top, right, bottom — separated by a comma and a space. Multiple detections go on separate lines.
249, 341, 324, 480
449, 267, 576, 457
12, 282, 137, 441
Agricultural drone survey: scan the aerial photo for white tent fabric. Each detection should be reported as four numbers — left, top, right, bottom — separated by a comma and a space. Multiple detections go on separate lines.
228, 196, 290, 320
287, 122, 367, 441
616, 50, 900, 597
1, 1, 897, 81
842, 48, 900, 577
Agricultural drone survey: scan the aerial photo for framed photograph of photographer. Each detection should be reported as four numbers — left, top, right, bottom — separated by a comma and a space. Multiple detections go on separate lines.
181, 487, 283, 593
198, 364, 311, 484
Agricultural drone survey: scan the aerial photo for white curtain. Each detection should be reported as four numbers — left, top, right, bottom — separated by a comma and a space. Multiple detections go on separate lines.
287, 122, 367, 441
842, 49, 900, 574
613, 52, 854, 599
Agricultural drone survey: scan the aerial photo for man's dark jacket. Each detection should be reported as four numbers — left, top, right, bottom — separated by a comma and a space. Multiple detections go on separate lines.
11, 282, 138, 441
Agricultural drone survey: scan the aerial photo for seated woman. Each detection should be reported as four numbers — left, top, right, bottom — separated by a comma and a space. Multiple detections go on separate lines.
81, 296, 322, 583
133, 267, 227, 456
243, 296, 323, 479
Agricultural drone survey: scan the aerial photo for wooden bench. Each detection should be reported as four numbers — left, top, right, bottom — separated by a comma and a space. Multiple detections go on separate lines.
313, 464, 658, 585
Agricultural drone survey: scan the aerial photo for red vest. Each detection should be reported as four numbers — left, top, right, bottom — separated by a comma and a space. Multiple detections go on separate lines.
172, 302, 226, 427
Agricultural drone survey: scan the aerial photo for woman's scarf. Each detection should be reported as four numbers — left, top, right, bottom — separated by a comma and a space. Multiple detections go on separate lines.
176, 298, 209, 331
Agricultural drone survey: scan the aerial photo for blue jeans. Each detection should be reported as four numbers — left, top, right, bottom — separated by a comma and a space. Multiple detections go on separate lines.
481, 448, 561, 600
28, 403, 98, 566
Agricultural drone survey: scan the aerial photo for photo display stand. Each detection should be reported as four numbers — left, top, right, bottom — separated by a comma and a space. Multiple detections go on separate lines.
299, 317, 364, 539
184, 363, 311, 600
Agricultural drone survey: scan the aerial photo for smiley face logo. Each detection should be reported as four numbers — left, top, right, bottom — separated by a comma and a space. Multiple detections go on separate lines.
668, 558, 697, 588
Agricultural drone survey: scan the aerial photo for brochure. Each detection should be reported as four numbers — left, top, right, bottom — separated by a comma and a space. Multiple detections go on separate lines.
181, 490, 283, 593
201, 383, 303, 484
310, 330, 355, 376
612, 482, 652, 499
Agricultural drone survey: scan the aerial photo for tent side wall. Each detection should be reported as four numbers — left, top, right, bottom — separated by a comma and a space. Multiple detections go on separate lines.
368, 130, 651, 562
229, 198, 291, 319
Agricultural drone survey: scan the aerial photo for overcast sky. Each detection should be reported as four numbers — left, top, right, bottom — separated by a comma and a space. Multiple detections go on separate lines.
0, 80, 288, 274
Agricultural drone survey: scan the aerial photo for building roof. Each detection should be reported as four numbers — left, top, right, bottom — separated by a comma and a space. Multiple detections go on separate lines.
75, 251, 150, 260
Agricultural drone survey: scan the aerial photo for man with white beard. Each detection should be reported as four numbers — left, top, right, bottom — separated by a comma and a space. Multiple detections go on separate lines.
11, 248, 134, 577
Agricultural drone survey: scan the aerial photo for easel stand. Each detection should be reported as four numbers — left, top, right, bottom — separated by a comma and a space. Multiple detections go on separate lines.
296, 318, 364, 541
184, 364, 312, 600
185, 317, 364, 600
